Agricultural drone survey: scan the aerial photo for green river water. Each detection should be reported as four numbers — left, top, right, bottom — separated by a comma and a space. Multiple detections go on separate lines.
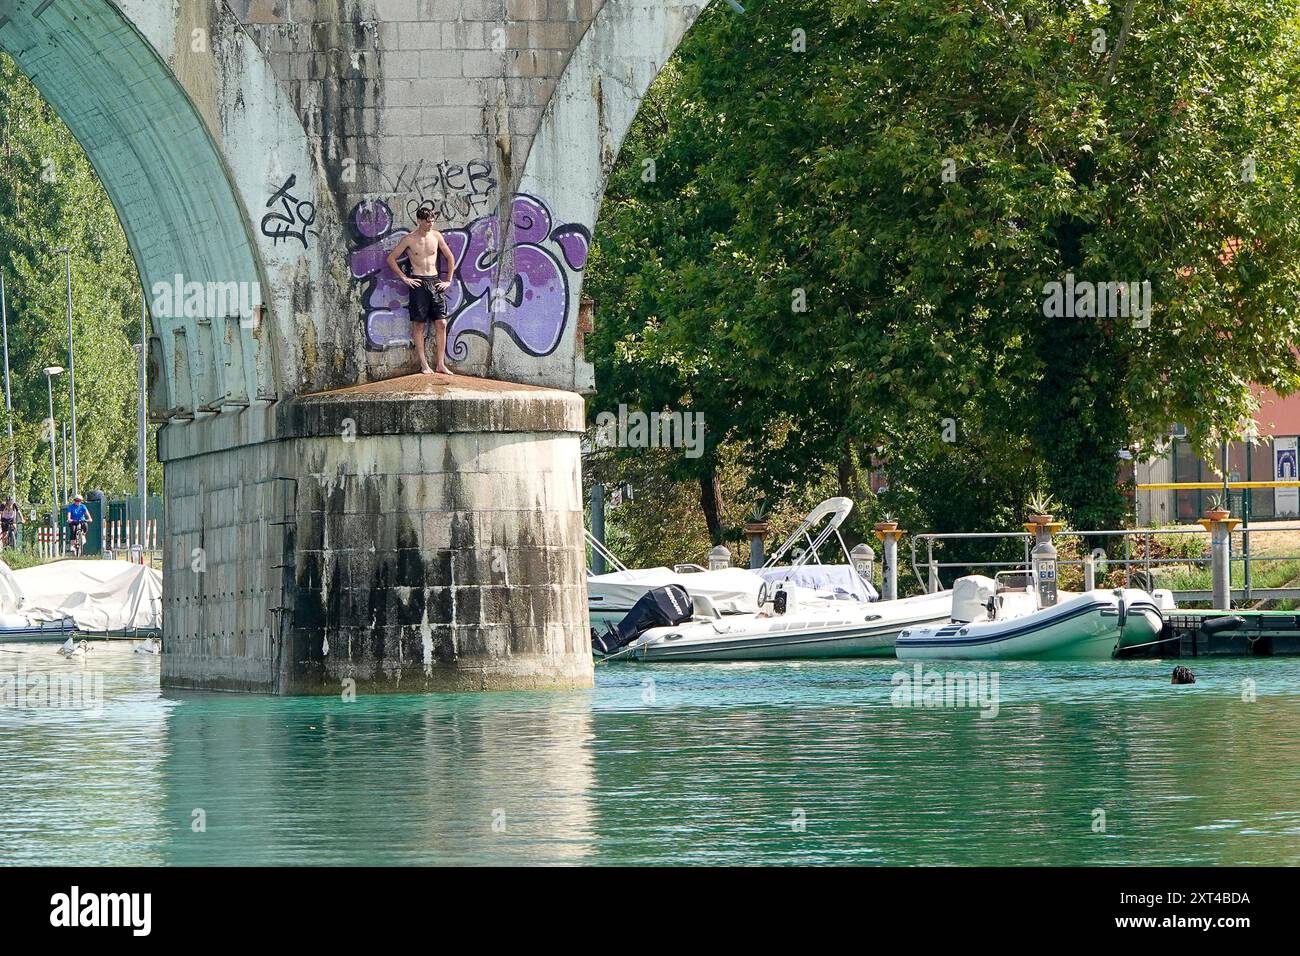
1, 643, 1297, 866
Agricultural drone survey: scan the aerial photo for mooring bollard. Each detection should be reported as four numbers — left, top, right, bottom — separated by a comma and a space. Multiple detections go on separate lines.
1083, 552, 1096, 592
873, 521, 904, 602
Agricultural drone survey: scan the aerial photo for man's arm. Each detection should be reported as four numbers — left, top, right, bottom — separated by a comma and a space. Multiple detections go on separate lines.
437, 233, 455, 289
386, 235, 420, 288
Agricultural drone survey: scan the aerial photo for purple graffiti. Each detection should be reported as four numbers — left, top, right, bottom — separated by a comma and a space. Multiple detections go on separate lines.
348, 193, 590, 360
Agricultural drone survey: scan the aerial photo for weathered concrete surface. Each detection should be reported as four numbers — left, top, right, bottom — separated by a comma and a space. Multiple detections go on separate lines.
0, 0, 707, 692
161, 374, 593, 694
0, 0, 708, 401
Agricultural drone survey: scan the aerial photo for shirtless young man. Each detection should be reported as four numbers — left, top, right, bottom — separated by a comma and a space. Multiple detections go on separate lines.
386, 206, 456, 374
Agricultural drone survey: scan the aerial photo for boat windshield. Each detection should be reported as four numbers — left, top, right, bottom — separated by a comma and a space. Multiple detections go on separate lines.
995, 570, 1035, 593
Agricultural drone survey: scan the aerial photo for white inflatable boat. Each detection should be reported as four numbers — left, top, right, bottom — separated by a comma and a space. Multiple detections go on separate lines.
896, 573, 1172, 661
600, 583, 952, 662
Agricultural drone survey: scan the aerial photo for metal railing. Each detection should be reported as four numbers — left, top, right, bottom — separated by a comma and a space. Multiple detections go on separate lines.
909, 524, 1300, 606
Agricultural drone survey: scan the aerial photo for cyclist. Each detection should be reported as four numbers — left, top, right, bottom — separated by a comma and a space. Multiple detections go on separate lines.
66, 494, 92, 555
0, 497, 21, 548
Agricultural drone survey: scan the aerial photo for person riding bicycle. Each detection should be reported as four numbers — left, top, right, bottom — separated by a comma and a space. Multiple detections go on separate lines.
0, 497, 21, 547
66, 494, 91, 552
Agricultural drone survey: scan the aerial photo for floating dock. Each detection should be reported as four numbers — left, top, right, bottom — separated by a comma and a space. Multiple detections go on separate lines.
1122, 609, 1300, 657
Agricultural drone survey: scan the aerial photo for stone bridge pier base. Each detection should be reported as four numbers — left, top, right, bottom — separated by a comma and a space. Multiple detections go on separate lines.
159, 377, 594, 694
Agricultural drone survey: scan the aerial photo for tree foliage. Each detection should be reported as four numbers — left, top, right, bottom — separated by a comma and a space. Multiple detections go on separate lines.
585, 0, 1300, 542
0, 53, 155, 513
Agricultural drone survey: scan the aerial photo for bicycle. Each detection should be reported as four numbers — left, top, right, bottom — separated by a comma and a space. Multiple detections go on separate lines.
68, 521, 88, 557
0, 522, 15, 550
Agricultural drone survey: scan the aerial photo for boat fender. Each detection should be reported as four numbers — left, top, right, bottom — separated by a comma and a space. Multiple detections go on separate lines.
1171, 665, 1196, 685
1200, 615, 1246, 636
1112, 589, 1127, 628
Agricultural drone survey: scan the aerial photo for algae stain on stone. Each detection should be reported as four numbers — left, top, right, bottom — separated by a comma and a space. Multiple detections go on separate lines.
298, 310, 319, 378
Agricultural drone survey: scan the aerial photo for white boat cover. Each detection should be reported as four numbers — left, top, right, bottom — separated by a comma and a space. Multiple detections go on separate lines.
0, 561, 24, 614
755, 564, 878, 602
588, 566, 764, 614
11, 560, 162, 632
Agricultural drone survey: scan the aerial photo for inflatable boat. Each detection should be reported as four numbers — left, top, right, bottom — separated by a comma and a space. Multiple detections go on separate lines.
595, 581, 952, 662
587, 497, 876, 631
895, 574, 1172, 661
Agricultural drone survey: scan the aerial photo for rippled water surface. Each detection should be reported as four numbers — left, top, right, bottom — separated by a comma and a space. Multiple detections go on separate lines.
1, 642, 1298, 865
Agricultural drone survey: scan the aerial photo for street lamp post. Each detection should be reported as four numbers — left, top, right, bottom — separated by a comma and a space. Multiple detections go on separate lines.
134, 293, 148, 555
43, 366, 64, 547
0, 271, 14, 503
60, 249, 78, 496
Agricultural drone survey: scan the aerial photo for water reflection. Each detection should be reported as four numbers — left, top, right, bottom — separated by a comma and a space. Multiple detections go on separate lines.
1, 645, 1298, 865
160, 688, 597, 865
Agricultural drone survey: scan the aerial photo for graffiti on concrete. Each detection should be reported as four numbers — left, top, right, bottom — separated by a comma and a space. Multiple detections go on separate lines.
348, 193, 591, 360
261, 174, 319, 248
377, 158, 498, 226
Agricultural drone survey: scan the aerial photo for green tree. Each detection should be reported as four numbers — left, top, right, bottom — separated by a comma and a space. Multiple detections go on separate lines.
587, 0, 1300, 542
0, 52, 155, 516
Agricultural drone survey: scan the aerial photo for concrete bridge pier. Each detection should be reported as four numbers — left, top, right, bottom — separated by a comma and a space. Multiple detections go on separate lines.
160, 376, 593, 694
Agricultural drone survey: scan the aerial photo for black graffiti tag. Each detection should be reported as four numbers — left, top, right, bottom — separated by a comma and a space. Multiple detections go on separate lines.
262, 174, 318, 248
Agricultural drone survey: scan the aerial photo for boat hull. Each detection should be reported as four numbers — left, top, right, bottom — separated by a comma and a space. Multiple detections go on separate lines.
0, 621, 79, 643
610, 594, 953, 662
896, 591, 1164, 661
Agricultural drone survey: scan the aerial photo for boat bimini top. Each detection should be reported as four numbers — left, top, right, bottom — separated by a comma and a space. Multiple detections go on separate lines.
586, 497, 878, 617
757, 497, 879, 601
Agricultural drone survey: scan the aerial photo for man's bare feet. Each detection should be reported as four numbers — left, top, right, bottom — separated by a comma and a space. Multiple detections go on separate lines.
419, 365, 435, 375
434, 364, 454, 375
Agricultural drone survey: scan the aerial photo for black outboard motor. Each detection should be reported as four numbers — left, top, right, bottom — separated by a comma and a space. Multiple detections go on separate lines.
592, 584, 694, 655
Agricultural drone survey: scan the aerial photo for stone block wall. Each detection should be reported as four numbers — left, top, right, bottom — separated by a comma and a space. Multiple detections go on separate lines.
160, 379, 593, 693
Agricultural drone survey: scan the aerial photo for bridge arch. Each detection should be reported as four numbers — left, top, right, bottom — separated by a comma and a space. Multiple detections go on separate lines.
513, 0, 710, 389
1, 0, 260, 413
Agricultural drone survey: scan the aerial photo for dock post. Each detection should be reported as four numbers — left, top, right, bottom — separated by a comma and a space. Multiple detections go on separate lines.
745, 519, 770, 569
1084, 552, 1096, 591
590, 483, 606, 575
1199, 513, 1239, 610
874, 524, 905, 601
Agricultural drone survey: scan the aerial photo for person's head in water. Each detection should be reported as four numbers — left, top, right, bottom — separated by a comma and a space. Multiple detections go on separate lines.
415, 205, 435, 231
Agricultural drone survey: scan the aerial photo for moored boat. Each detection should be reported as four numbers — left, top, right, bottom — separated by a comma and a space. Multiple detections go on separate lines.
896, 573, 1171, 661
597, 583, 952, 662
587, 496, 872, 630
